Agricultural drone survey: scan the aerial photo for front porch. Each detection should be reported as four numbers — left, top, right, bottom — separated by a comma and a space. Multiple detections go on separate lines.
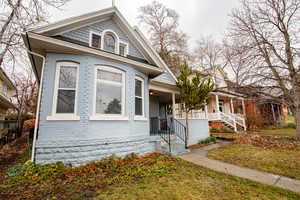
208, 92, 247, 131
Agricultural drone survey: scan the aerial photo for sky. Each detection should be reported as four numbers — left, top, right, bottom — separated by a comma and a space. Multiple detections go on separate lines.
48, 0, 240, 49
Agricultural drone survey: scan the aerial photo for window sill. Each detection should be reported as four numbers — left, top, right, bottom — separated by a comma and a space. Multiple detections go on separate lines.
89, 115, 129, 121
134, 116, 148, 121
46, 115, 80, 121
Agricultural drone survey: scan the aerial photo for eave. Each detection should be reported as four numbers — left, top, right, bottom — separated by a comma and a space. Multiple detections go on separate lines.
23, 32, 164, 81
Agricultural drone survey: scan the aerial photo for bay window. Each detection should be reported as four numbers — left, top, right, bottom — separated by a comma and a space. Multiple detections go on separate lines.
91, 66, 126, 120
48, 61, 80, 120
134, 77, 145, 119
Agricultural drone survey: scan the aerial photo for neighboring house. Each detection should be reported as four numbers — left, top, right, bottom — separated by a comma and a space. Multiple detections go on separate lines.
23, 7, 209, 166
175, 67, 247, 132
228, 85, 290, 128
0, 67, 17, 145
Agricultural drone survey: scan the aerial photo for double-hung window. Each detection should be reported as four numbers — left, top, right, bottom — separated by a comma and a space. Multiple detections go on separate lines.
48, 62, 79, 120
91, 66, 126, 120
134, 77, 145, 120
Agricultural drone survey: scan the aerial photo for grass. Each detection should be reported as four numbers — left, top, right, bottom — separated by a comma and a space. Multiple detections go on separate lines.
257, 128, 296, 137
208, 144, 300, 180
1, 153, 300, 199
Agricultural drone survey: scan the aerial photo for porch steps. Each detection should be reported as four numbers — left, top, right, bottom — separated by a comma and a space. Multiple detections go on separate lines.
156, 136, 190, 156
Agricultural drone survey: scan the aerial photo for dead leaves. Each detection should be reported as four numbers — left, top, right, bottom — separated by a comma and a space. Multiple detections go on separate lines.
234, 135, 300, 150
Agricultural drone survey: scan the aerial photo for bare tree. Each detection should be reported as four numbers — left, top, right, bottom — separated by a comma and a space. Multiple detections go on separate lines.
228, 0, 300, 137
138, 1, 189, 73
0, 0, 68, 69
193, 36, 226, 72
12, 68, 37, 134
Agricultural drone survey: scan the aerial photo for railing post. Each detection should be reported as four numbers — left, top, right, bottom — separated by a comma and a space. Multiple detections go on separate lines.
168, 127, 171, 152
233, 117, 237, 132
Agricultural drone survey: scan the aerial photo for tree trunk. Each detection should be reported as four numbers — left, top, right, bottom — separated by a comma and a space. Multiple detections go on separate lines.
295, 106, 300, 138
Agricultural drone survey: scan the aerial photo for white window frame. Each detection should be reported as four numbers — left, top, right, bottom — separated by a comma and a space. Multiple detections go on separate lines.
90, 65, 127, 121
119, 41, 129, 57
89, 31, 102, 49
101, 29, 120, 54
134, 76, 146, 121
47, 61, 80, 121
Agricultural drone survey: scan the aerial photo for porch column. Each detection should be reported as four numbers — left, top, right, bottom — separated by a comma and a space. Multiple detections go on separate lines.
215, 94, 219, 112
230, 98, 234, 114
242, 98, 246, 116
172, 93, 176, 118
205, 104, 208, 119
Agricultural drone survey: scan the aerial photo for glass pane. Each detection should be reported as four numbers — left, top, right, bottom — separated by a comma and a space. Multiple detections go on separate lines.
104, 33, 115, 53
96, 81, 122, 114
135, 97, 142, 115
56, 90, 75, 113
135, 79, 142, 97
97, 69, 122, 83
119, 45, 125, 56
92, 34, 101, 48
59, 66, 77, 89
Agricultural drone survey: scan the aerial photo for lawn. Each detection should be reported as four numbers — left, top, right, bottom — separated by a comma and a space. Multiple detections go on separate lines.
1, 153, 300, 199
258, 128, 296, 137
208, 144, 300, 180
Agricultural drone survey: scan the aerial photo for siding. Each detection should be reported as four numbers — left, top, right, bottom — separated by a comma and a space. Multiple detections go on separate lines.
178, 119, 210, 146
61, 19, 145, 60
35, 53, 157, 165
152, 72, 176, 85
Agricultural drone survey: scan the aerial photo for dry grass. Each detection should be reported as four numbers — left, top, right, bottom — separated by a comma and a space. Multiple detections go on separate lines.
1, 153, 300, 199
208, 144, 300, 180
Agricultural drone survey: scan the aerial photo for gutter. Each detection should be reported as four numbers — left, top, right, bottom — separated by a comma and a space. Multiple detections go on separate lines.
25, 32, 40, 83
24, 44, 46, 162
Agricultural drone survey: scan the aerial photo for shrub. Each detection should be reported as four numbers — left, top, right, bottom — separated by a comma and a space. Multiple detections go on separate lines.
219, 126, 235, 133
198, 136, 217, 144
284, 122, 296, 129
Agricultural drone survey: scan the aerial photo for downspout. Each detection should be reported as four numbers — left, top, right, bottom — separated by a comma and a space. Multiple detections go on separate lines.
25, 33, 46, 162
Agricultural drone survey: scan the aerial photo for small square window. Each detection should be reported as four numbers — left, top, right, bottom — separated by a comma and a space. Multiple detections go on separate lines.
119, 43, 128, 56
91, 34, 101, 49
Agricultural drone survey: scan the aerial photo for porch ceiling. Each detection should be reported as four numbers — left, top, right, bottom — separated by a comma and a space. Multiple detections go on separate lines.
149, 90, 180, 104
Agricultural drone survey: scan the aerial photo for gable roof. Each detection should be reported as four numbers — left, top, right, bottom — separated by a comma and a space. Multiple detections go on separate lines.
23, 6, 177, 85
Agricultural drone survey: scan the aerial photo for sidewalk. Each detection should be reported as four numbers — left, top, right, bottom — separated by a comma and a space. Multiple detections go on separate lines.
179, 142, 300, 193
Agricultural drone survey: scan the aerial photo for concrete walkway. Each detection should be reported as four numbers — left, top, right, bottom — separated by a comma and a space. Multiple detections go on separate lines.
179, 141, 300, 193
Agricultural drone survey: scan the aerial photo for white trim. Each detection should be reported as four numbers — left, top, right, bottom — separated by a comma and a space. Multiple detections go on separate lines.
25, 32, 164, 75
101, 29, 120, 54
119, 41, 129, 57
134, 116, 148, 121
89, 115, 129, 121
48, 61, 80, 120
92, 65, 126, 119
47, 115, 80, 121
89, 31, 102, 48
134, 76, 145, 118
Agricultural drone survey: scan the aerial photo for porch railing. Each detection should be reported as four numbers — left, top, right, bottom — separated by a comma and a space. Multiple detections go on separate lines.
150, 117, 188, 151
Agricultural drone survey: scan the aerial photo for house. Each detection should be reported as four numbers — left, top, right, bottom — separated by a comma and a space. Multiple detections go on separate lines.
175, 67, 247, 132
0, 67, 17, 146
22, 6, 209, 166
228, 85, 290, 128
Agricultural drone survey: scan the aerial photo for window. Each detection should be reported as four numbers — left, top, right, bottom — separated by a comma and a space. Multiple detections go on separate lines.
90, 33, 101, 49
93, 66, 125, 117
48, 62, 79, 120
119, 42, 128, 57
219, 100, 224, 112
103, 33, 116, 53
2, 84, 8, 96
135, 77, 144, 116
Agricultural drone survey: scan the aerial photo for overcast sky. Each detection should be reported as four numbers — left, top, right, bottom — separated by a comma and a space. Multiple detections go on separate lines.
49, 0, 240, 49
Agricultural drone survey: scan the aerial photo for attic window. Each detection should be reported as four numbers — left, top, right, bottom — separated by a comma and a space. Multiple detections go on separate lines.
119, 42, 128, 57
90, 33, 101, 49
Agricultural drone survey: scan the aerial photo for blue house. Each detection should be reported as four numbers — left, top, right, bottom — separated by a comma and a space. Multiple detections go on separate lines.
23, 7, 209, 166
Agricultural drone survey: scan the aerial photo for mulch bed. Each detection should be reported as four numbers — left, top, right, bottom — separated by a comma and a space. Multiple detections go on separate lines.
234, 135, 300, 151
0, 132, 30, 171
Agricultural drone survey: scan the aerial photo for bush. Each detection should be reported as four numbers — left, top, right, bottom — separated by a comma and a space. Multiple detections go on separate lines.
198, 136, 217, 144
219, 126, 235, 133
284, 122, 296, 129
